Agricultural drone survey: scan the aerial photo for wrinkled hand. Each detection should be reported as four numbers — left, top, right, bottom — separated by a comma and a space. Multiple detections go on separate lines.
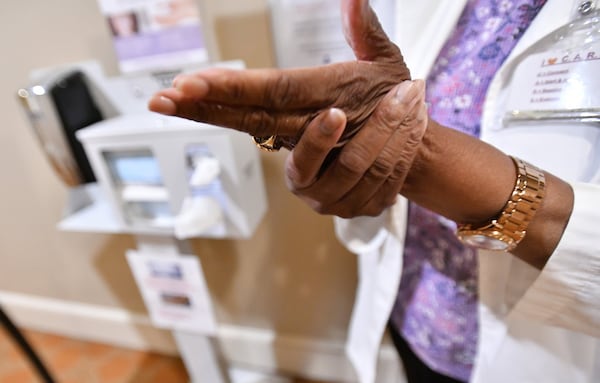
148, 0, 410, 149
286, 80, 427, 218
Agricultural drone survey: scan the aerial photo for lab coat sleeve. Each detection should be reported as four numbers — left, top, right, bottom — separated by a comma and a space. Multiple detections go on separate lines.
511, 182, 600, 337
333, 197, 409, 258
334, 199, 409, 383
334, 212, 392, 255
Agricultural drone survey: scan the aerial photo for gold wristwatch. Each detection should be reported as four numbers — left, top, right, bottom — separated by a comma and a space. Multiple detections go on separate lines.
456, 156, 546, 252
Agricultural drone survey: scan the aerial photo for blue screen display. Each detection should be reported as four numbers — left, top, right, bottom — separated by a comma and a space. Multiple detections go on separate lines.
105, 151, 163, 185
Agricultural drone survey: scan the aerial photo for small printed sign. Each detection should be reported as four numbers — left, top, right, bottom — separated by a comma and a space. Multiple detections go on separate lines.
126, 251, 217, 334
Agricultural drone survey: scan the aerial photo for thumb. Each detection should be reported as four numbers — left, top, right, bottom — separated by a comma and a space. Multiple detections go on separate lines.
285, 108, 346, 190
342, 0, 404, 64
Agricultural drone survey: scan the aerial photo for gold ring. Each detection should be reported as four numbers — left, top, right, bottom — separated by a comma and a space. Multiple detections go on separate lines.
253, 136, 281, 152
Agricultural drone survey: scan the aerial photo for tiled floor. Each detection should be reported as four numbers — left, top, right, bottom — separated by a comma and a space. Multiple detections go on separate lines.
0, 326, 328, 383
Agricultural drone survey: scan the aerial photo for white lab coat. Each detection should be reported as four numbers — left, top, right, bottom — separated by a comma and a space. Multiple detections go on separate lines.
337, 1, 600, 382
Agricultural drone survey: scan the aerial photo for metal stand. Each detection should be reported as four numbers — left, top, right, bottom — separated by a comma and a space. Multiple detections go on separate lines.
174, 331, 231, 383
60, 187, 289, 383
135, 235, 231, 383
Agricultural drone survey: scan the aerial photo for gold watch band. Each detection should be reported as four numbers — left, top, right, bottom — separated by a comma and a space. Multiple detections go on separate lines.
456, 156, 546, 251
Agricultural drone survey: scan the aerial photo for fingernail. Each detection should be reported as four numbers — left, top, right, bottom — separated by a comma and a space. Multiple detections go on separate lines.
395, 81, 415, 100
321, 108, 345, 135
172, 75, 181, 88
178, 77, 208, 96
150, 96, 176, 115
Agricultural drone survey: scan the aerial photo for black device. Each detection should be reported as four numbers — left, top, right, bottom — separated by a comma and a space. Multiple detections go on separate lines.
49, 70, 104, 183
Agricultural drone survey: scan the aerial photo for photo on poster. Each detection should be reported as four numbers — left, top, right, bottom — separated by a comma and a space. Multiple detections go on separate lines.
161, 292, 192, 307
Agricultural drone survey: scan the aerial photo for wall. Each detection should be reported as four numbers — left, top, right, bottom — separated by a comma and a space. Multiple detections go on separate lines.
0, 0, 366, 378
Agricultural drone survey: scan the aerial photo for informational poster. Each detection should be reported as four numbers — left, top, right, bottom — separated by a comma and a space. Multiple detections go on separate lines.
126, 251, 217, 334
270, 0, 396, 68
97, 0, 209, 73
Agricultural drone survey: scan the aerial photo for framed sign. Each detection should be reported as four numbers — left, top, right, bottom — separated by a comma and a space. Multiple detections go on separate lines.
98, 0, 210, 73
270, 0, 396, 68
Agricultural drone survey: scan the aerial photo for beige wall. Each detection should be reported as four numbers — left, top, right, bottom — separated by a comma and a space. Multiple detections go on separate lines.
0, 0, 356, 343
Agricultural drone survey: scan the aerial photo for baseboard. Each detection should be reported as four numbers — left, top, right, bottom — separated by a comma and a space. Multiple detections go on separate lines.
0, 290, 180, 354
0, 291, 402, 382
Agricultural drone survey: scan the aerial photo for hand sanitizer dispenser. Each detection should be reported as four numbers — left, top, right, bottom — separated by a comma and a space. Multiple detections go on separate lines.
76, 112, 267, 239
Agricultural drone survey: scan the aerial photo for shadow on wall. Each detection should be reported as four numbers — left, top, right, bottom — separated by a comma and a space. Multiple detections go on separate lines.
93, 234, 146, 315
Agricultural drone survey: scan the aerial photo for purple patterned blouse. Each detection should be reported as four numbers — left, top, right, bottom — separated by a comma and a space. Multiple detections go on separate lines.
389, 0, 547, 381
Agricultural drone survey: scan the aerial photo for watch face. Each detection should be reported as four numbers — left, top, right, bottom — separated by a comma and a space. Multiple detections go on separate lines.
460, 234, 510, 251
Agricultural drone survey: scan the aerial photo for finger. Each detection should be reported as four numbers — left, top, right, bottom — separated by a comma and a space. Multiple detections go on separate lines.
149, 89, 312, 137
351, 98, 429, 217
286, 108, 346, 191
148, 88, 180, 115
357, 192, 399, 217
172, 67, 343, 110
342, 0, 404, 64
327, 80, 427, 215
378, 97, 429, 200
332, 191, 398, 218
306, 80, 423, 206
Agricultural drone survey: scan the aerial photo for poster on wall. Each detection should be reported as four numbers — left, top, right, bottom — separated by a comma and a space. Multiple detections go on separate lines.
126, 251, 217, 334
270, 0, 396, 68
97, 0, 209, 73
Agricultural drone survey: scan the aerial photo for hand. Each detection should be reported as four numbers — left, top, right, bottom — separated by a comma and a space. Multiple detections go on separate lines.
286, 80, 427, 218
148, 0, 410, 149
